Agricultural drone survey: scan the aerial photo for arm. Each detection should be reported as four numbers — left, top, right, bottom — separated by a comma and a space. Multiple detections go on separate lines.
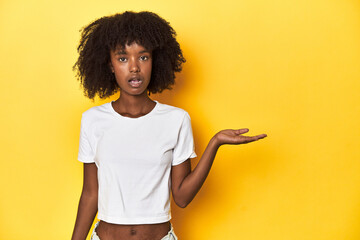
171, 128, 267, 208
71, 163, 99, 240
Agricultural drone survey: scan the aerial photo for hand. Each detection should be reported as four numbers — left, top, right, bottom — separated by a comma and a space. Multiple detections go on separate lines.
214, 128, 267, 147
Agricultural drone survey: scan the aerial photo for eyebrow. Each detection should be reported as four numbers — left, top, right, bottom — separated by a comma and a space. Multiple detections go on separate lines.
114, 50, 151, 55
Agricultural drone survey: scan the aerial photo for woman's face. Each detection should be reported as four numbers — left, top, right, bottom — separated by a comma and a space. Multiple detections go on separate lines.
109, 42, 152, 97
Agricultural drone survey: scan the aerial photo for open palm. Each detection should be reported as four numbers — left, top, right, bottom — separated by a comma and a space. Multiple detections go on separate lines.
215, 128, 267, 146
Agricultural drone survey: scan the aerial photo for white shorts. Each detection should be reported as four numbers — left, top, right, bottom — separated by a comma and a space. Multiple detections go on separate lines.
90, 221, 178, 240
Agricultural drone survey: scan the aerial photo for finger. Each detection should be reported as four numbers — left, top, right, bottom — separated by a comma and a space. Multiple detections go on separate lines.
250, 134, 267, 141
235, 128, 249, 135
240, 134, 267, 144
256, 134, 267, 139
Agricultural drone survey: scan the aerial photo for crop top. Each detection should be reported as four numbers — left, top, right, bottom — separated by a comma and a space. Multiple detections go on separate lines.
77, 100, 197, 224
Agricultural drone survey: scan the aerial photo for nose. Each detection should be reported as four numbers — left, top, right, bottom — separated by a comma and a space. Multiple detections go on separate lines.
129, 59, 140, 73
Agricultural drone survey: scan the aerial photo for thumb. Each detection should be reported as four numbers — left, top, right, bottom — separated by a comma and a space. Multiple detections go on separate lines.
235, 128, 249, 134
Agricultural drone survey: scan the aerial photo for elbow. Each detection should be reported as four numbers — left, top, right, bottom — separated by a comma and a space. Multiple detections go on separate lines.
178, 202, 188, 208
176, 201, 188, 208
174, 197, 190, 208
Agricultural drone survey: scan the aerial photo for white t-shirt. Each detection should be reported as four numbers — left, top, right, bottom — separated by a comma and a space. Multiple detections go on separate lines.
78, 100, 197, 224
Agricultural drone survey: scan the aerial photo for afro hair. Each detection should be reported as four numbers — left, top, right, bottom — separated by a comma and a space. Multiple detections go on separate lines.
73, 11, 186, 100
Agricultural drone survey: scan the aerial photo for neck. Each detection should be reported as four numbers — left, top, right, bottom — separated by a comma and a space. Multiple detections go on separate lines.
113, 91, 155, 115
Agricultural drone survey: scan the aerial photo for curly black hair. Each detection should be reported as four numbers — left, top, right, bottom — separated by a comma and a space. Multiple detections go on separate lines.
73, 11, 186, 100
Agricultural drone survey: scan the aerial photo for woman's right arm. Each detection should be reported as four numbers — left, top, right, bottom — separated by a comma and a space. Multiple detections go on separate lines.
71, 163, 99, 240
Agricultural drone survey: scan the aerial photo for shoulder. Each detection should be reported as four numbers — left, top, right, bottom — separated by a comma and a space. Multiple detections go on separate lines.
81, 102, 111, 126
155, 101, 191, 120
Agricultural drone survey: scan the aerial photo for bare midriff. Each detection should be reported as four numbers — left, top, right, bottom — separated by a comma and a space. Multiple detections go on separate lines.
95, 220, 171, 240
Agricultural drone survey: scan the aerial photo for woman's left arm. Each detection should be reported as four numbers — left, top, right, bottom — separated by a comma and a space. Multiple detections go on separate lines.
171, 128, 267, 208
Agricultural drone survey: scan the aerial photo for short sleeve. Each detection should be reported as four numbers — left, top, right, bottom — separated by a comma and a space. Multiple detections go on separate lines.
77, 114, 95, 163
172, 112, 197, 166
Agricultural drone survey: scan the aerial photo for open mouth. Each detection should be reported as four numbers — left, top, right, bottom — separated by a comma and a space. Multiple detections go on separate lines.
128, 78, 143, 88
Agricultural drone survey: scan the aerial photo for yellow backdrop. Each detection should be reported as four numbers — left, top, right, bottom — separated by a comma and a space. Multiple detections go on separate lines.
1, 0, 359, 239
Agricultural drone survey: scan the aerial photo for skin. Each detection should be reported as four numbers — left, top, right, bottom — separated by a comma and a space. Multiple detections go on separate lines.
71, 42, 267, 240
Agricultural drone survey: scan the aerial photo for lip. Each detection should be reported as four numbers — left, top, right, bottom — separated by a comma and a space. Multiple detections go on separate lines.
128, 76, 143, 88
128, 75, 142, 81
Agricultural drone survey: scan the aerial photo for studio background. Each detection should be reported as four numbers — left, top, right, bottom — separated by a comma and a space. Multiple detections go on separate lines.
1, 0, 359, 239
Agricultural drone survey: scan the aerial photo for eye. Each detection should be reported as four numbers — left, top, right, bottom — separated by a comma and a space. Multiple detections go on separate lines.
118, 57, 127, 62
139, 55, 149, 61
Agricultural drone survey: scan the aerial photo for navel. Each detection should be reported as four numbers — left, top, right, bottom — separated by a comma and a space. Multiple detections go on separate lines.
130, 228, 137, 236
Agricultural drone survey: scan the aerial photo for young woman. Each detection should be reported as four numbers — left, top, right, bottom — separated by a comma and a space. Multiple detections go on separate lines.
71, 11, 267, 240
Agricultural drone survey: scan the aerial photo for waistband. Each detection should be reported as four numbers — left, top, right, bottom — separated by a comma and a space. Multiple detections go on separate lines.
91, 221, 178, 240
